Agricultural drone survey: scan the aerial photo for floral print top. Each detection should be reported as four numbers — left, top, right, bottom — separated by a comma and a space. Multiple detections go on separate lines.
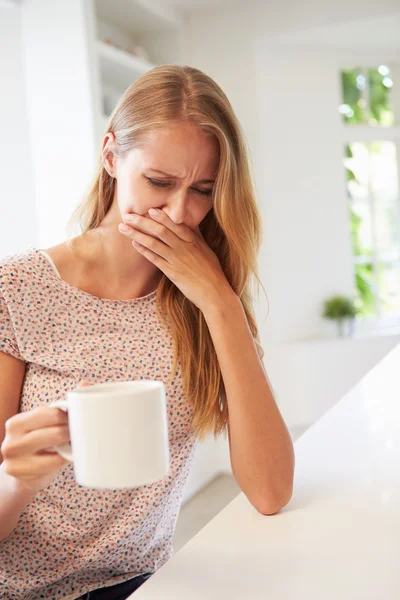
0, 247, 198, 600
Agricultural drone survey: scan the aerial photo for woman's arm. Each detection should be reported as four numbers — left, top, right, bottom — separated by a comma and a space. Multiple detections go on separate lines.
202, 291, 295, 516
0, 351, 36, 541
0, 463, 36, 541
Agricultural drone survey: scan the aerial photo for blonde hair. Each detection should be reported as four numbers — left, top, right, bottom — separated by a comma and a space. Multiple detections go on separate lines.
66, 65, 268, 441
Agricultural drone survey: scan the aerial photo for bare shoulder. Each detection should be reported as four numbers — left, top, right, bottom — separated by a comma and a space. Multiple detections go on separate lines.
42, 242, 70, 264
42, 234, 99, 284
42, 238, 89, 280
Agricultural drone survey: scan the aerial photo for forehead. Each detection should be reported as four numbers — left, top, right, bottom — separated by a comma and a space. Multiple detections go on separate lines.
134, 123, 220, 176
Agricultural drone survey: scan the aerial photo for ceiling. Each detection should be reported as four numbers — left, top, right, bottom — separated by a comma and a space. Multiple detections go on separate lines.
163, 2, 400, 51
270, 12, 400, 50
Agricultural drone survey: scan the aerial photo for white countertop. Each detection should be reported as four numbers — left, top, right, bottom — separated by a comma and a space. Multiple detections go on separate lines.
131, 344, 400, 599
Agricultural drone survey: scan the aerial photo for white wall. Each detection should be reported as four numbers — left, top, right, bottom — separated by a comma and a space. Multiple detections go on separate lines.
256, 45, 355, 343
182, 5, 400, 436
2, 0, 400, 499
0, 7, 37, 257
186, 0, 400, 39
281, 333, 400, 428
20, 0, 101, 248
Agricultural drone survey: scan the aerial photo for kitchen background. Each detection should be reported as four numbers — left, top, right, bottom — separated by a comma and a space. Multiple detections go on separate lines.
1, 0, 399, 551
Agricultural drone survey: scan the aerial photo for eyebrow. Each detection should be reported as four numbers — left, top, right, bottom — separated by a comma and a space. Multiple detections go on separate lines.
147, 169, 215, 185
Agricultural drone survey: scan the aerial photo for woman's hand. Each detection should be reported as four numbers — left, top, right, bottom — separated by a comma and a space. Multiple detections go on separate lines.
0, 381, 91, 494
118, 210, 234, 312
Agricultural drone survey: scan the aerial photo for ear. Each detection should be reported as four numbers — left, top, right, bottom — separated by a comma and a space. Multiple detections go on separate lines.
102, 132, 117, 178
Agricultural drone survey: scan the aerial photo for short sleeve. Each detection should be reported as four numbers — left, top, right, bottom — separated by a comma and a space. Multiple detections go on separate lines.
0, 290, 23, 360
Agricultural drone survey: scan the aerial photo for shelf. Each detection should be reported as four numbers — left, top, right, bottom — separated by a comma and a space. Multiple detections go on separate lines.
95, 0, 183, 35
97, 40, 156, 92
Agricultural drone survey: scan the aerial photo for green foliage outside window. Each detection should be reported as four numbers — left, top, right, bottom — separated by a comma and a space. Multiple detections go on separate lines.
341, 66, 396, 317
341, 66, 394, 126
346, 152, 377, 316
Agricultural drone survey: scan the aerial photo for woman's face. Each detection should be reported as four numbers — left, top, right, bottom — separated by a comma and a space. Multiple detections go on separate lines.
104, 122, 220, 231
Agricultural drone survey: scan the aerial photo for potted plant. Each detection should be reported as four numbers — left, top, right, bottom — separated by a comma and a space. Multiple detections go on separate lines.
322, 295, 358, 337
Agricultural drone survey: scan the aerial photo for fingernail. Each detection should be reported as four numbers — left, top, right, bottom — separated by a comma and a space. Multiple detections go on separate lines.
119, 223, 130, 232
148, 208, 159, 217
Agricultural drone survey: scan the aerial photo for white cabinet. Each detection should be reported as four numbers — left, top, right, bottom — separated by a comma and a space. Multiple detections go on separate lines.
93, 0, 184, 145
21, 0, 184, 247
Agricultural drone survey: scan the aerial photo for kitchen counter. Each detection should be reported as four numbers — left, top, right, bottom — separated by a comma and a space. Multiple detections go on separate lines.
131, 344, 400, 599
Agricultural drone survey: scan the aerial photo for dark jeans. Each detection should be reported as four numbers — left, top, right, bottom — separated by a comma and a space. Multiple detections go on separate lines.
78, 573, 154, 599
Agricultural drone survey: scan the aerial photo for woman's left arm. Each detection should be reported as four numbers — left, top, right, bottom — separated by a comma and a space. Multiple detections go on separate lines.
118, 209, 294, 514
202, 289, 295, 516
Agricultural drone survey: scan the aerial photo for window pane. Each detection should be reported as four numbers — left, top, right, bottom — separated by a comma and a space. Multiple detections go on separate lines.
375, 202, 400, 256
377, 262, 400, 315
340, 69, 365, 124
355, 263, 376, 316
350, 202, 373, 256
368, 67, 395, 126
345, 141, 399, 202
344, 142, 369, 202
345, 141, 400, 258
340, 66, 395, 125
368, 141, 399, 204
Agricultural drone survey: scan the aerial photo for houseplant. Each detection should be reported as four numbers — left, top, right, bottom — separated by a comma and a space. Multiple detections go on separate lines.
322, 295, 358, 337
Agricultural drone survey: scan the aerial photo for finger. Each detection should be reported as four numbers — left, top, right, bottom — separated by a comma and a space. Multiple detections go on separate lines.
145, 210, 195, 243
6, 453, 68, 479
120, 216, 177, 249
124, 211, 193, 244
127, 228, 174, 262
3, 425, 70, 458
27, 425, 71, 455
5, 406, 68, 435
77, 381, 92, 387
130, 239, 170, 273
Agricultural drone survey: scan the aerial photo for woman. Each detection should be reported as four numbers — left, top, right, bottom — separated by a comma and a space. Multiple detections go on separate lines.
0, 65, 295, 599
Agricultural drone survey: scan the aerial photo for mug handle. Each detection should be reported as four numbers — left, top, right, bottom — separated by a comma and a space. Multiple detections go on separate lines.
49, 399, 73, 462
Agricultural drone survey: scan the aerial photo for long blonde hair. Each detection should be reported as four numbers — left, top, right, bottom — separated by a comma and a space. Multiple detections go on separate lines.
66, 65, 268, 441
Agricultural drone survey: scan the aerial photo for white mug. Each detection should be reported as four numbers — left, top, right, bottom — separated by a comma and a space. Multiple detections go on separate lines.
49, 380, 170, 489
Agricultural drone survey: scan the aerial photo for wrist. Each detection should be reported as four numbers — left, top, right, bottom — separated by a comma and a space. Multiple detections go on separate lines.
0, 462, 37, 505
201, 286, 241, 320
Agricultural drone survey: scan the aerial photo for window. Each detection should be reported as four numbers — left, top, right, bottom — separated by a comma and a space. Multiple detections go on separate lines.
340, 66, 394, 126
340, 65, 400, 331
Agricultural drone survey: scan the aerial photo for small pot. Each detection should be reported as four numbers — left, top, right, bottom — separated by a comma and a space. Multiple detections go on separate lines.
337, 317, 355, 337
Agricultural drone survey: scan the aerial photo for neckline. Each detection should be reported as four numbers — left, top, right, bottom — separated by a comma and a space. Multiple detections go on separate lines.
33, 248, 158, 303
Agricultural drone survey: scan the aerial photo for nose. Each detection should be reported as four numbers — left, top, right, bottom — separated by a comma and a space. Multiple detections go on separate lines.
163, 190, 188, 225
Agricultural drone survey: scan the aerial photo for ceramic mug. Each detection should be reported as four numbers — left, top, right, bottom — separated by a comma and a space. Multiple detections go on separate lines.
49, 380, 170, 489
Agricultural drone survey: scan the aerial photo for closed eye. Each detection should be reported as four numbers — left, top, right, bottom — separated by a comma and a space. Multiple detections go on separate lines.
145, 177, 213, 197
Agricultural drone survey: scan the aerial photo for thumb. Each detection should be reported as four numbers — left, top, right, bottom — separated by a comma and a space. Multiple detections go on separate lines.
77, 380, 93, 388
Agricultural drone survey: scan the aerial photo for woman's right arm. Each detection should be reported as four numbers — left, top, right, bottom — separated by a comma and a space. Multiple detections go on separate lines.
0, 351, 71, 542
0, 350, 35, 540
0, 463, 37, 541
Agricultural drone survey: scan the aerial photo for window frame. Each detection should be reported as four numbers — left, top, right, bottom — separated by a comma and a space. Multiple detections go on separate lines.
340, 63, 400, 334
